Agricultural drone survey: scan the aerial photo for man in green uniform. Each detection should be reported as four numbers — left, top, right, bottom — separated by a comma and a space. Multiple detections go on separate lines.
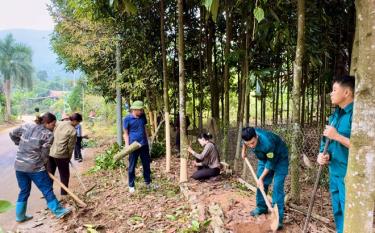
241, 127, 289, 229
317, 75, 354, 233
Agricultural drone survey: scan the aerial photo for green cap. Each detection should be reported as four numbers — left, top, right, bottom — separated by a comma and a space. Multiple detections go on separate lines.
130, 100, 144, 110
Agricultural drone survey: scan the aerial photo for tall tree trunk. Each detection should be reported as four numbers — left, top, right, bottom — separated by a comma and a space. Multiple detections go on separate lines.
261, 94, 266, 127
223, 1, 232, 161
207, 19, 219, 120
198, 7, 204, 131
291, 0, 305, 203
280, 77, 284, 124
300, 71, 306, 127
310, 80, 314, 125
276, 72, 280, 124
272, 83, 276, 124
192, 77, 196, 129
160, 0, 172, 172
116, 37, 123, 147
255, 96, 258, 126
344, 1, 375, 231
4, 78, 11, 121
245, 94, 250, 126
177, 0, 188, 183
237, 67, 242, 124
234, 28, 249, 171
287, 57, 291, 123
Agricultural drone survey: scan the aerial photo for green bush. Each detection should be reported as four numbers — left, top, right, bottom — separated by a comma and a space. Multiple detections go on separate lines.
89, 143, 124, 172
151, 142, 166, 159
82, 138, 97, 148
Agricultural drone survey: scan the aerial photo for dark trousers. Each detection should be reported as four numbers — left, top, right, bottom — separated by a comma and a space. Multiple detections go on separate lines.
128, 145, 151, 188
16, 170, 56, 203
191, 167, 220, 180
47, 157, 70, 195
74, 137, 83, 160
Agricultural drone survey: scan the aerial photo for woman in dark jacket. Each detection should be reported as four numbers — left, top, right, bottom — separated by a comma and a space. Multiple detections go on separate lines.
187, 133, 221, 180
9, 113, 71, 222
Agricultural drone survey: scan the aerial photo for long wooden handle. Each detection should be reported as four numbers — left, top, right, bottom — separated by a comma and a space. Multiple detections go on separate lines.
302, 124, 333, 233
244, 158, 273, 211
48, 172, 87, 207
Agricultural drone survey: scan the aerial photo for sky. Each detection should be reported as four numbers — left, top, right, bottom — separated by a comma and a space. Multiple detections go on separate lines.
0, 0, 54, 30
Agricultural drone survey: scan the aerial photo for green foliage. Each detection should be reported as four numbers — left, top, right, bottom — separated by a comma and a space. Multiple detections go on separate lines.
82, 138, 97, 148
89, 143, 124, 172
180, 219, 211, 233
68, 84, 83, 111
0, 200, 14, 213
203, 0, 219, 22
150, 142, 166, 159
253, 7, 265, 23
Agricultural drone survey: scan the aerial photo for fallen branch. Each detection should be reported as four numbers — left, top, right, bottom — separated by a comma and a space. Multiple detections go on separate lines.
288, 203, 330, 224
114, 141, 142, 161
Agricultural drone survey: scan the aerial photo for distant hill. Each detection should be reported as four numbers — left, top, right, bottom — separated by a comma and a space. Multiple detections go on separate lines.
0, 29, 75, 79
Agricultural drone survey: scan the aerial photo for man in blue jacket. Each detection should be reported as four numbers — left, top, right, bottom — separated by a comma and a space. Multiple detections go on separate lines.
241, 127, 289, 229
317, 75, 354, 233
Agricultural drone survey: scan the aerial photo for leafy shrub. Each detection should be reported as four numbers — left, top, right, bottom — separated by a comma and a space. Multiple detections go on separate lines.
82, 138, 97, 148
150, 142, 166, 159
89, 143, 124, 172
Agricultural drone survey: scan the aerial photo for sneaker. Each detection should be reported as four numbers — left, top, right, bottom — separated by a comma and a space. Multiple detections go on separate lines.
129, 187, 135, 193
78, 159, 83, 163
277, 224, 283, 230
249, 208, 268, 217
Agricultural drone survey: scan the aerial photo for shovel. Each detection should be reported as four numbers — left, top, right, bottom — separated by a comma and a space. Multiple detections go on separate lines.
244, 158, 279, 232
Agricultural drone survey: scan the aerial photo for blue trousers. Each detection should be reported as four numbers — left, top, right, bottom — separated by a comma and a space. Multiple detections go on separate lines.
16, 170, 56, 203
255, 158, 288, 225
128, 145, 151, 188
329, 175, 345, 233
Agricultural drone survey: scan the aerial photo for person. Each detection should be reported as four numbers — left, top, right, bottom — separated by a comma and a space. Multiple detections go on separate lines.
123, 101, 152, 193
317, 75, 354, 233
9, 113, 71, 222
187, 133, 221, 180
74, 122, 83, 162
48, 113, 82, 197
61, 113, 70, 121
241, 127, 289, 230
175, 114, 191, 152
34, 107, 40, 118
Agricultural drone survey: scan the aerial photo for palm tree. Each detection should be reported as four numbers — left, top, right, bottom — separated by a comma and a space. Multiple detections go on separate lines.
0, 34, 33, 121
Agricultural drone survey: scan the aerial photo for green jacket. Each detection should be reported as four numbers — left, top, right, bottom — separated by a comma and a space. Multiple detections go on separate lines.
50, 121, 77, 159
